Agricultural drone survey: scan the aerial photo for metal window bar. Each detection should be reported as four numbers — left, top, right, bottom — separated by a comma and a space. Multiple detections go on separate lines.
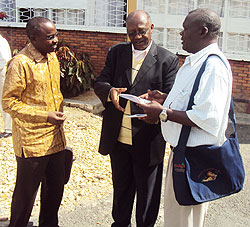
0, 0, 127, 27
138, 0, 250, 60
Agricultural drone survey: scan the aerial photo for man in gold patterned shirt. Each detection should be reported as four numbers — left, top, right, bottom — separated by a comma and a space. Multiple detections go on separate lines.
2, 17, 67, 227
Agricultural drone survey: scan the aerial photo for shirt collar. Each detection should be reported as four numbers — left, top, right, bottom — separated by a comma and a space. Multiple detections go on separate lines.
132, 40, 153, 61
185, 43, 219, 66
27, 43, 52, 63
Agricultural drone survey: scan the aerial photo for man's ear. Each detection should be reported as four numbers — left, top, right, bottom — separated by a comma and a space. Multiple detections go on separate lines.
201, 26, 209, 38
29, 34, 37, 43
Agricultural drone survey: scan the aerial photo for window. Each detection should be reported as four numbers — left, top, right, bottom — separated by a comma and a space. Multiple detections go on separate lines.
138, 0, 250, 60
0, 0, 127, 31
52, 9, 85, 25
229, 0, 250, 18
0, 0, 15, 22
198, 0, 225, 17
18, 8, 48, 22
168, 0, 194, 15
227, 33, 250, 53
140, 0, 166, 14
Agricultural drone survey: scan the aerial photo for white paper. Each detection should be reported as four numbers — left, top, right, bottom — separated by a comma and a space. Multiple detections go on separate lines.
119, 94, 151, 104
125, 113, 147, 118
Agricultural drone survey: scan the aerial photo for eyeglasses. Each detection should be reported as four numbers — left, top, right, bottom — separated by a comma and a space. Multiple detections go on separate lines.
44, 32, 59, 41
128, 28, 149, 37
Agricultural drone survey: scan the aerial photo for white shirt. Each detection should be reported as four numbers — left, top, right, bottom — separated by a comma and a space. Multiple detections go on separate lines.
132, 40, 152, 61
161, 43, 232, 147
0, 34, 11, 79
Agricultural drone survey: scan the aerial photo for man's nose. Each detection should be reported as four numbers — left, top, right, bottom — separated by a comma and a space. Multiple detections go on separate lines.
53, 36, 58, 43
134, 33, 143, 39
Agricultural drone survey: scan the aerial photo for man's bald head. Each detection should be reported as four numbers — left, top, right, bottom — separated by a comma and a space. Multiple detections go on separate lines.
26, 17, 53, 39
126, 10, 151, 26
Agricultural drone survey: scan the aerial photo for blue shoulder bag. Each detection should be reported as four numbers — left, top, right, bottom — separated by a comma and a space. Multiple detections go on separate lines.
172, 54, 245, 205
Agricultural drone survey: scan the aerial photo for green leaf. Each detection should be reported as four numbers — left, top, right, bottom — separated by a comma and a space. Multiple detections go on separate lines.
68, 66, 74, 76
58, 40, 95, 97
90, 73, 96, 80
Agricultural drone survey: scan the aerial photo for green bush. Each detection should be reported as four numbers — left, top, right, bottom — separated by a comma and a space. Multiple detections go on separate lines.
56, 41, 96, 98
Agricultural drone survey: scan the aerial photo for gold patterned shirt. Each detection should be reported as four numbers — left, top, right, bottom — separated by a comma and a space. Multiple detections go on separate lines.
2, 43, 66, 157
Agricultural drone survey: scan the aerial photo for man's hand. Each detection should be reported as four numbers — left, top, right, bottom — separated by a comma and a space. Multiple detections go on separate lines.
140, 89, 167, 104
110, 87, 127, 112
138, 101, 164, 124
47, 111, 66, 125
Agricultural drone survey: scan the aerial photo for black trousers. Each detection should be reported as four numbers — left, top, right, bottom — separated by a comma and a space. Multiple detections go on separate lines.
110, 142, 163, 227
8, 150, 65, 227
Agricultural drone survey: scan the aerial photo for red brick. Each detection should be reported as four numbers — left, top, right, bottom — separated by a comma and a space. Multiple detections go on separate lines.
1, 26, 249, 101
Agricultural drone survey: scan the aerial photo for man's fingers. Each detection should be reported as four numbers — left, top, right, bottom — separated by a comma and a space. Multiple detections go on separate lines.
137, 103, 148, 112
110, 87, 127, 98
55, 112, 66, 120
48, 111, 66, 125
117, 88, 127, 93
110, 87, 127, 112
138, 116, 158, 124
113, 101, 125, 112
112, 97, 125, 112
139, 92, 148, 99
56, 112, 64, 116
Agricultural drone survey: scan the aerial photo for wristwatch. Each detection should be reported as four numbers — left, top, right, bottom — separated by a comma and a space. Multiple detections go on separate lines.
159, 108, 168, 122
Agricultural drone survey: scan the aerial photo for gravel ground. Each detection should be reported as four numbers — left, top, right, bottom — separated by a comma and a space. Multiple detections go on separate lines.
0, 106, 249, 227
0, 106, 113, 223
57, 124, 250, 227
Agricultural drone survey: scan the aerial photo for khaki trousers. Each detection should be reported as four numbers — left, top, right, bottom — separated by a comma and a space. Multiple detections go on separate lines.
164, 150, 209, 227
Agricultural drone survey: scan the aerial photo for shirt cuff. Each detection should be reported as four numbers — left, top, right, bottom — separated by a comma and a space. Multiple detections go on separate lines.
38, 111, 50, 123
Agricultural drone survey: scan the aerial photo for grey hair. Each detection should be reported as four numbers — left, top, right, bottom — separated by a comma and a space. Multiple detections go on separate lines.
126, 10, 152, 24
189, 8, 221, 39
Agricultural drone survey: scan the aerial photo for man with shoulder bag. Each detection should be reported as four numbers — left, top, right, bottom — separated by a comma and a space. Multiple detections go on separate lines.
138, 8, 244, 227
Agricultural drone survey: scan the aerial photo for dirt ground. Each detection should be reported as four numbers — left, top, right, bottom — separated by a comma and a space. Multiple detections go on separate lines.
205, 124, 250, 227
233, 124, 250, 144
0, 94, 249, 226
57, 124, 250, 227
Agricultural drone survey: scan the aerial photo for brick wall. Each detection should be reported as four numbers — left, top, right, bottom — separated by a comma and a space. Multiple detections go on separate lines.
1, 27, 249, 110
229, 60, 250, 100
58, 30, 127, 74
0, 27, 127, 76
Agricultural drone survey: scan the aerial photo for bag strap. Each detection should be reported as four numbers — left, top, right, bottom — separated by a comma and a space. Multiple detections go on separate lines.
177, 54, 236, 147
